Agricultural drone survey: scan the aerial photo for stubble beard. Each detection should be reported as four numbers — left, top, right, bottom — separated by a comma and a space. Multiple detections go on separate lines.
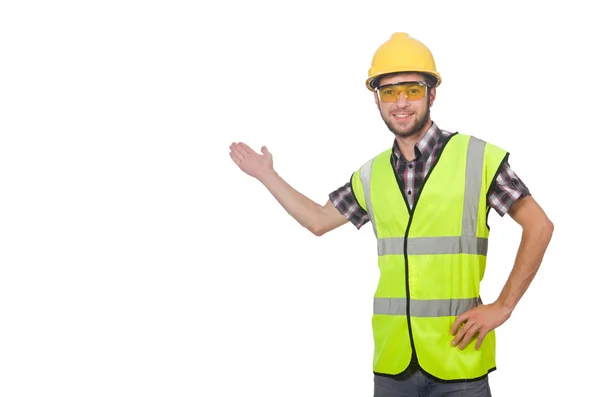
380, 97, 432, 139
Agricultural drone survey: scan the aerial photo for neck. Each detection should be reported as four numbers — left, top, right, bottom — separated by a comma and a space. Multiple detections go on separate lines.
395, 120, 432, 161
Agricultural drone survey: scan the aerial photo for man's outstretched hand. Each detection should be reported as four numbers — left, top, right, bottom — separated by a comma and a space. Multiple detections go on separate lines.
229, 142, 274, 180
450, 302, 512, 350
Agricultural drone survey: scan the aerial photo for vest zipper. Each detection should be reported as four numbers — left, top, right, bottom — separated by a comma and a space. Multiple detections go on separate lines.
389, 132, 458, 368
390, 155, 419, 364
403, 214, 417, 363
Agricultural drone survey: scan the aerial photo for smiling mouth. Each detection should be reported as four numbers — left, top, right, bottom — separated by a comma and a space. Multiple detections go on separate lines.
391, 113, 412, 120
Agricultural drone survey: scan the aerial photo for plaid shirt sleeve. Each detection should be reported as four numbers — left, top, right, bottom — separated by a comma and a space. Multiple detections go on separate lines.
328, 181, 370, 229
330, 160, 529, 227
488, 161, 531, 217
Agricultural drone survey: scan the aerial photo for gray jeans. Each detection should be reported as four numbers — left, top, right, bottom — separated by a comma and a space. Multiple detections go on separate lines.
374, 366, 492, 397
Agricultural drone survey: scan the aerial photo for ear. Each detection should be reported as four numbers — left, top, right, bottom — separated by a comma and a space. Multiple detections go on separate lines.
429, 87, 437, 107
373, 91, 379, 106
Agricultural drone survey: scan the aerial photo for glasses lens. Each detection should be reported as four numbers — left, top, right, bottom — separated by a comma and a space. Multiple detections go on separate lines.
378, 83, 427, 102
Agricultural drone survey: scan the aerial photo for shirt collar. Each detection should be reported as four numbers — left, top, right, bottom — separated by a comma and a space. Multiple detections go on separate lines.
392, 121, 442, 165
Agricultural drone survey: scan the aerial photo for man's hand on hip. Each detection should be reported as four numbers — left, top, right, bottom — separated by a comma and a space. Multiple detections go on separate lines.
450, 303, 512, 350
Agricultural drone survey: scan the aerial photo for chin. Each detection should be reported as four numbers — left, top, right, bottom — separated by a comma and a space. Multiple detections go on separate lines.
395, 130, 420, 138
392, 123, 417, 135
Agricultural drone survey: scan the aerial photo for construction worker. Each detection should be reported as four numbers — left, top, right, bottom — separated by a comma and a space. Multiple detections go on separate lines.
229, 32, 553, 397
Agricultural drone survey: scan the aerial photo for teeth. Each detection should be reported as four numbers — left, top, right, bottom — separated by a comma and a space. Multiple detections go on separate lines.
393, 114, 410, 118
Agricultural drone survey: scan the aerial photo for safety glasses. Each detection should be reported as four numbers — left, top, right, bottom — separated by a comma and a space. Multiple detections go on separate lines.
375, 81, 430, 103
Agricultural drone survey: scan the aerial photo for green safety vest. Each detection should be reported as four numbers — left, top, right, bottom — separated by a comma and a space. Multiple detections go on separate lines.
351, 132, 508, 381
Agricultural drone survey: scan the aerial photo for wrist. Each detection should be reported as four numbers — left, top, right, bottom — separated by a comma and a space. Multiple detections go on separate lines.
493, 299, 515, 317
257, 168, 277, 184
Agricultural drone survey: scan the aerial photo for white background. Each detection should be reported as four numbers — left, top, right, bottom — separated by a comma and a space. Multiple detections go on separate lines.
0, 1, 598, 396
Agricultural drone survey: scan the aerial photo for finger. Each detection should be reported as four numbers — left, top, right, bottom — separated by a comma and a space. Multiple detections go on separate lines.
237, 142, 255, 155
261, 146, 273, 161
452, 320, 474, 347
231, 146, 246, 162
475, 329, 489, 350
451, 313, 468, 335
230, 144, 247, 160
459, 323, 481, 350
229, 151, 242, 165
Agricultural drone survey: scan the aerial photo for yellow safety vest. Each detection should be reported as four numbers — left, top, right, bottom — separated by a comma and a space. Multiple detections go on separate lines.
351, 133, 508, 381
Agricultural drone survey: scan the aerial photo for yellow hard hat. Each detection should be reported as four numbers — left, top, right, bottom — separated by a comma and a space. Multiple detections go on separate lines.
366, 32, 442, 91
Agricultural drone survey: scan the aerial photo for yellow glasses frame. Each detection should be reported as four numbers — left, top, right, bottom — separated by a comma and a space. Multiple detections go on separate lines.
375, 81, 430, 103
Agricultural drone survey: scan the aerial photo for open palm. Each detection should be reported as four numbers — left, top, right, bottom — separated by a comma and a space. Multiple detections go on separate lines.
229, 142, 274, 180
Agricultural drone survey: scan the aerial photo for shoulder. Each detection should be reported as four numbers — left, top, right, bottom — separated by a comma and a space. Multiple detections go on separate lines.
461, 132, 506, 149
350, 148, 393, 189
450, 133, 509, 157
354, 148, 393, 173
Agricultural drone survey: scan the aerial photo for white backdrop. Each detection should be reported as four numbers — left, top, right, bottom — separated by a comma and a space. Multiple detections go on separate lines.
1, 1, 598, 396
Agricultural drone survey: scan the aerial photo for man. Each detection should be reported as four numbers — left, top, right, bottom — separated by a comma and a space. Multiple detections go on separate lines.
229, 32, 553, 397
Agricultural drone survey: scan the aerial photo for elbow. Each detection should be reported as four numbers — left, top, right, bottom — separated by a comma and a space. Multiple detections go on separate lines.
308, 207, 327, 236
545, 217, 554, 239
522, 214, 554, 244
308, 216, 329, 237
538, 216, 554, 243
309, 224, 326, 237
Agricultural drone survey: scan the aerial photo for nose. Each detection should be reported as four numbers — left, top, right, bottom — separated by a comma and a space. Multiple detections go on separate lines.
394, 92, 410, 107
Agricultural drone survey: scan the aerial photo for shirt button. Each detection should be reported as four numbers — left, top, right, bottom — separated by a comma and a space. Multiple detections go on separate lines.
408, 163, 413, 169
408, 190, 412, 195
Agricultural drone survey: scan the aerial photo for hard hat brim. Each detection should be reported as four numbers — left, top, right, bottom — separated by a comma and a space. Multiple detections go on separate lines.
366, 70, 442, 92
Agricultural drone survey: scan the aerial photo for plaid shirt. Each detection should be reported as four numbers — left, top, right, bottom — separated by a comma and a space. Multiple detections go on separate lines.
329, 121, 530, 230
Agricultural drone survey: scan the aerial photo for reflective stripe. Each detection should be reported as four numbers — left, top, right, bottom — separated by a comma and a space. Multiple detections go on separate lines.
360, 158, 377, 238
362, 137, 490, 318
359, 135, 488, 256
463, 137, 485, 237
374, 297, 481, 317
378, 236, 488, 255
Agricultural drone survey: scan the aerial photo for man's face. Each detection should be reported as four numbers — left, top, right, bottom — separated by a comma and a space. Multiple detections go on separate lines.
374, 73, 436, 139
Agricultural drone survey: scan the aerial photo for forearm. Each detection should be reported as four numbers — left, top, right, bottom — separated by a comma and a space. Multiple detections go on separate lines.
495, 221, 554, 313
258, 169, 323, 232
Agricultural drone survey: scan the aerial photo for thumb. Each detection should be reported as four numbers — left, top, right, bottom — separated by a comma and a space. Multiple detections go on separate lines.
261, 146, 271, 156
